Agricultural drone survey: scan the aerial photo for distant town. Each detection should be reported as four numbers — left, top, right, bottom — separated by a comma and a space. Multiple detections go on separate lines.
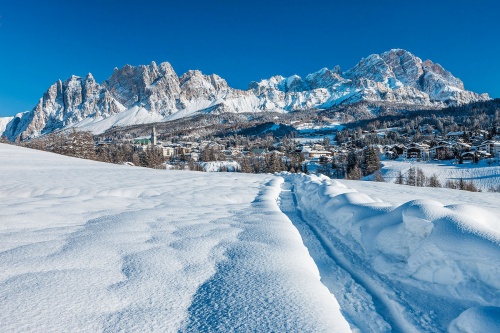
7, 103, 500, 194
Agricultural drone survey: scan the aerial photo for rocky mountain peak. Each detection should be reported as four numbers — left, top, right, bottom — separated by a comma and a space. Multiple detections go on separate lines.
1, 49, 491, 141
346, 53, 394, 82
180, 70, 230, 101
103, 62, 181, 111
305, 68, 343, 89
380, 49, 423, 86
422, 59, 464, 90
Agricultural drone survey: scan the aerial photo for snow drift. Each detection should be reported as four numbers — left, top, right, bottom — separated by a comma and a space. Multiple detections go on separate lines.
285, 173, 500, 331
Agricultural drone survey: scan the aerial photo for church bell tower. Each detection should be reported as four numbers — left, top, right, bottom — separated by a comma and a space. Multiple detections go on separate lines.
151, 126, 157, 145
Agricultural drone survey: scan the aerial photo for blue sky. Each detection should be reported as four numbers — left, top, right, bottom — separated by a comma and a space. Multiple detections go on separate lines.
1, 0, 499, 116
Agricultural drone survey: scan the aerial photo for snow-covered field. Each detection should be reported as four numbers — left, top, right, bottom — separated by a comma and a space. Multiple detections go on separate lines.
1, 143, 499, 332
379, 159, 500, 191
0, 144, 349, 332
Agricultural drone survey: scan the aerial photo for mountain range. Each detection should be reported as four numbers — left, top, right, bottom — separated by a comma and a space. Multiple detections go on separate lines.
0, 49, 490, 141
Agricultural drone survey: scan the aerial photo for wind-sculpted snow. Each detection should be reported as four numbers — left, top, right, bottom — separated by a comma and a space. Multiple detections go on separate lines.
0, 144, 351, 332
285, 173, 500, 332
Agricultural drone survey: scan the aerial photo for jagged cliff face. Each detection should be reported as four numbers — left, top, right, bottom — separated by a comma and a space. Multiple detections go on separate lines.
1, 49, 490, 141
104, 61, 181, 113
3, 75, 123, 141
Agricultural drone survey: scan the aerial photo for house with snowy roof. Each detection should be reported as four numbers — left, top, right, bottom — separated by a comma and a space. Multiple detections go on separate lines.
403, 143, 430, 160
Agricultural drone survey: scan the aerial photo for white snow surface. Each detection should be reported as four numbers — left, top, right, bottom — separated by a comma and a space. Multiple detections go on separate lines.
0, 144, 350, 332
379, 159, 500, 191
201, 161, 241, 172
1, 144, 499, 332
71, 105, 164, 134
284, 173, 500, 332
0, 116, 14, 134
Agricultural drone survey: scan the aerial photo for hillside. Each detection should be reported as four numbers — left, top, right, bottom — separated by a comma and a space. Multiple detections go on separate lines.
1, 144, 499, 332
0, 143, 350, 332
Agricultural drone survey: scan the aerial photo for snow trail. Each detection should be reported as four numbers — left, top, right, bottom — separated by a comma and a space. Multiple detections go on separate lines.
279, 181, 414, 332
280, 173, 500, 332
180, 178, 351, 332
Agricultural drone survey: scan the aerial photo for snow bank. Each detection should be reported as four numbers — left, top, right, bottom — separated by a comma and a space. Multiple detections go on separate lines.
286, 173, 500, 330
448, 306, 500, 333
0, 144, 350, 332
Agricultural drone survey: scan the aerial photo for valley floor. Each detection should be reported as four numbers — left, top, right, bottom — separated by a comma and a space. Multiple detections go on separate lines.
0, 143, 499, 332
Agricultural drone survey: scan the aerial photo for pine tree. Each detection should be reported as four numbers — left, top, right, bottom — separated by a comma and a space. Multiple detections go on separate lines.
347, 150, 360, 174
395, 170, 404, 185
346, 165, 362, 180
362, 146, 380, 176
240, 157, 253, 173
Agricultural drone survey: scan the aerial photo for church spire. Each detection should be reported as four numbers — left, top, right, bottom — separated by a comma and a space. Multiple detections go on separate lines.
151, 126, 157, 145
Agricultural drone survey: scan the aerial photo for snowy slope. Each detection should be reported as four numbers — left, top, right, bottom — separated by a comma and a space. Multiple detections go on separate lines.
71, 105, 165, 134
284, 174, 500, 332
379, 160, 500, 191
0, 144, 350, 332
0, 116, 14, 135
1, 144, 498, 332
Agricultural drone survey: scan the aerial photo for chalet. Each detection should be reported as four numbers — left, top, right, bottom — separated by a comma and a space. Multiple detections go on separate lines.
187, 152, 199, 162
160, 146, 175, 158
312, 144, 325, 151
403, 143, 430, 160
208, 143, 226, 151
430, 145, 453, 160
483, 141, 500, 157
477, 151, 491, 158
461, 151, 476, 161
303, 149, 333, 159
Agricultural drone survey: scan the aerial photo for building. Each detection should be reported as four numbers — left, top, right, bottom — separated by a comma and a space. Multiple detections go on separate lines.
403, 143, 430, 160
430, 145, 453, 160
161, 146, 175, 158
151, 126, 157, 146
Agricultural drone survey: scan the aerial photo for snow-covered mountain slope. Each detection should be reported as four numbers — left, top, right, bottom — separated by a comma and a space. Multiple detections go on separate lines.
1, 49, 490, 141
0, 144, 351, 332
0, 116, 14, 135
378, 159, 500, 191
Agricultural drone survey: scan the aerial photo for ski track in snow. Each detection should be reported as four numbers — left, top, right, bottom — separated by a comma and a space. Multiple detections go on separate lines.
278, 182, 392, 332
280, 173, 500, 333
